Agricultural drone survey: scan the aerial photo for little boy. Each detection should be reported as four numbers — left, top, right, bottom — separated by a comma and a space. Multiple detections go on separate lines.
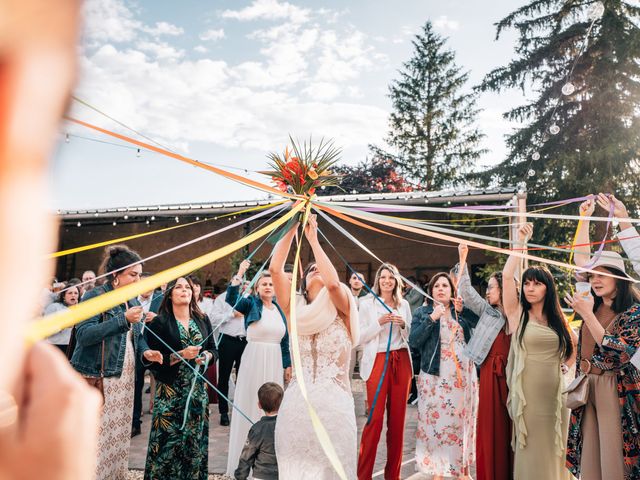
234, 382, 283, 480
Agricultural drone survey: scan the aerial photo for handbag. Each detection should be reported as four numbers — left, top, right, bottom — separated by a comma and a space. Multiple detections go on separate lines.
564, 373, 589, 409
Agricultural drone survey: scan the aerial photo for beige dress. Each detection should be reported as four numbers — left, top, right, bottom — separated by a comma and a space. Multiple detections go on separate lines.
507, 321, 571, 480
96, 331, 136, 480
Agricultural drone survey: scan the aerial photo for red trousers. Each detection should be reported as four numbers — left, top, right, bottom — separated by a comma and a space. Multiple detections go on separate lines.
357, 349, 412, 480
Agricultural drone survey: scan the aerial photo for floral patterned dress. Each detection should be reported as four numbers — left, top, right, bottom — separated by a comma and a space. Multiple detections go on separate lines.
416, 311, 478, 477
144, 319, 209, 480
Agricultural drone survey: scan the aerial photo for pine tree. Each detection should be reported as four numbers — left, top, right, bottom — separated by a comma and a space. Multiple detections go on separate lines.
375, 21, 486, 191
479, 0, 640, 210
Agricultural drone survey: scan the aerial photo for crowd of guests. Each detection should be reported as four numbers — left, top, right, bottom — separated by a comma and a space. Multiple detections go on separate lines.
37, 194, 640, 480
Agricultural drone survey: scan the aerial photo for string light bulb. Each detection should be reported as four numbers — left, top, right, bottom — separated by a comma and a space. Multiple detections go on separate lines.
65, 134, 70, 143
588, 1, 605, 20
136, 148, 141, 158
77, 221, 81, 227
561, 83, 575, 95
532, 152, 541, 161
549, 124, 560, 135
124, 215, 129, 220
175, 216, 179, 223
112, 221, 117, 226
528, 169, 536, 177
146, 220, 150, 225
196, 216, 200, 221
150, 216, 155, 221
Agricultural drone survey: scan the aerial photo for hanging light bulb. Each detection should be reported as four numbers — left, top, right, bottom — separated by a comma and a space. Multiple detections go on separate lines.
175, 216, 179, 223
351, 189, 357, 194
549, 124, 560, 135
136, 148, 141, 158
77, 221, 82, 227
150, 216, 155, 221
65, 133, 70, 143
94, 212, 99, 217
528, 169, 536, 177
146, 220, 150, 225
196, 216, 200, 221
532, 152, 541, 161
124, 215, 129, 220
321, 185, 326, 190
588, 1, 605, 21
112, 221, 117, 226
561, 82, 575, 96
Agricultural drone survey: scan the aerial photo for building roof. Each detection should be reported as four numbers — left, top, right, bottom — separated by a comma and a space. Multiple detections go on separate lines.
58, 187, 522, 221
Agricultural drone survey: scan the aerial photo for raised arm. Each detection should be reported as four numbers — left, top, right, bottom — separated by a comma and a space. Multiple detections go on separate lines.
457, 243, 490, 317
573, 198, 595, 268
597, 193, 640, 276
269, 223, 298, 314
503, 223, 532, 334
304, 215, 351, 327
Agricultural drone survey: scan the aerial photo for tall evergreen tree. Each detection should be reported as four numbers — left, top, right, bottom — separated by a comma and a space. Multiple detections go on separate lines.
479, 0, 640, 210
373, 21, 486, 191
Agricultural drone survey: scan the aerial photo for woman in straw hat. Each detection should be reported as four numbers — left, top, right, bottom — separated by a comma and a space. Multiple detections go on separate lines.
566, 197, 640, 480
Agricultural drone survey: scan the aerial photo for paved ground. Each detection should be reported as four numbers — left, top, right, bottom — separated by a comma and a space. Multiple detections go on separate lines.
129, 377, 429, 479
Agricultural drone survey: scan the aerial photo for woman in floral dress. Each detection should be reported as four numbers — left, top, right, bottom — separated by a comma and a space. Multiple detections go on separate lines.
143, 277, 217, 480
409, 272, 479, 479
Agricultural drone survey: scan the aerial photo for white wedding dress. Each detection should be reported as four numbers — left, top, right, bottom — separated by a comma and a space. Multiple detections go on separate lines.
275, 285, 359, 480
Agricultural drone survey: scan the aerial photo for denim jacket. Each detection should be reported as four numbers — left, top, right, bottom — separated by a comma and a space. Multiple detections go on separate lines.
408, 303, 479, 376
71, 283, 150, 377
226, 284, 291, 369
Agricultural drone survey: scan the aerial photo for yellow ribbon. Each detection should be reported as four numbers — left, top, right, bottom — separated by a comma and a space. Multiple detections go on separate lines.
288, 201, 348, 480
26, 202, 304, 344
49, 201, 286, 259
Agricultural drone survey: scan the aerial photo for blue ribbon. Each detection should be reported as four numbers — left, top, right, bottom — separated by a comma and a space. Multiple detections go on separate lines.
316, 228, 393, 425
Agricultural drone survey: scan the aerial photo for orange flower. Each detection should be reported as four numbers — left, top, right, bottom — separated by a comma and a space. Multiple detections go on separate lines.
320, 170, 330, 176
308, 168, 318, 180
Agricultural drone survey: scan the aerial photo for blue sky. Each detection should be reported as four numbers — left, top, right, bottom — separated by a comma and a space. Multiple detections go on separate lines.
51, 0, 525, 210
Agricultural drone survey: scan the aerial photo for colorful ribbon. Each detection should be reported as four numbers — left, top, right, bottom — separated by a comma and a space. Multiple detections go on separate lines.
26, 202, 304, 343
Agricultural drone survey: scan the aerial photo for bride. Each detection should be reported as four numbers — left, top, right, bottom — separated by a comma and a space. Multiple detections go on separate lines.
270, 214, 360, 480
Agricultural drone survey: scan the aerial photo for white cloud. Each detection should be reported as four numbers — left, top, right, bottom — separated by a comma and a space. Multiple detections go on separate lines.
145, 21, 184, 37
221, 0, 310, 24
82, 0, 141, 44
433, 15, 460, 31
74, 0, 388, 155
136, 40, 185, 60
200, 28, 226, 42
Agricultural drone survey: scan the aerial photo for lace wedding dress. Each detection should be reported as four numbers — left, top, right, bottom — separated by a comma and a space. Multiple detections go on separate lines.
275, 285, 359, 480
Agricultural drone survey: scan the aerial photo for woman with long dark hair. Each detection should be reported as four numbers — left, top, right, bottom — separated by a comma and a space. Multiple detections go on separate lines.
565, 198, 640, 479
143, 276, 217, 480
503, 224, 575, 480
409, 271, 479, 479
71, 245, 162, 480
457, 243, 513, 480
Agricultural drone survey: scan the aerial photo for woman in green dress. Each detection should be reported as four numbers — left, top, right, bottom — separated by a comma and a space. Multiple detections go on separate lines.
503, 224, 576, 480
143, 276, 218, 480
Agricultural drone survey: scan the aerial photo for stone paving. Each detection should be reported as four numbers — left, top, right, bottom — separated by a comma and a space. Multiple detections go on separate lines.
129, 377, 430, 479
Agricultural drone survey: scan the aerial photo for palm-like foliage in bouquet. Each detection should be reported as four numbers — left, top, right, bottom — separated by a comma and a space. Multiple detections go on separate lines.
263, 136, 343, 196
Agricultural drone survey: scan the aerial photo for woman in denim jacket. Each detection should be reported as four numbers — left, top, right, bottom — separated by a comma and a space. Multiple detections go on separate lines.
71, 245, 161, 480
224, 260, 291, 476
409, 272, 479, 480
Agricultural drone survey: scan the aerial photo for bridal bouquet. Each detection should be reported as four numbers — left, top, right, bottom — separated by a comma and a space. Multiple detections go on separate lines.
263, 136, 342, 197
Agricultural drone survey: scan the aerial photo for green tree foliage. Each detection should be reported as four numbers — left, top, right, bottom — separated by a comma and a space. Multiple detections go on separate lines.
479, 0, 640, 210
374, 21, 486, 191
321, 150, 414, 195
